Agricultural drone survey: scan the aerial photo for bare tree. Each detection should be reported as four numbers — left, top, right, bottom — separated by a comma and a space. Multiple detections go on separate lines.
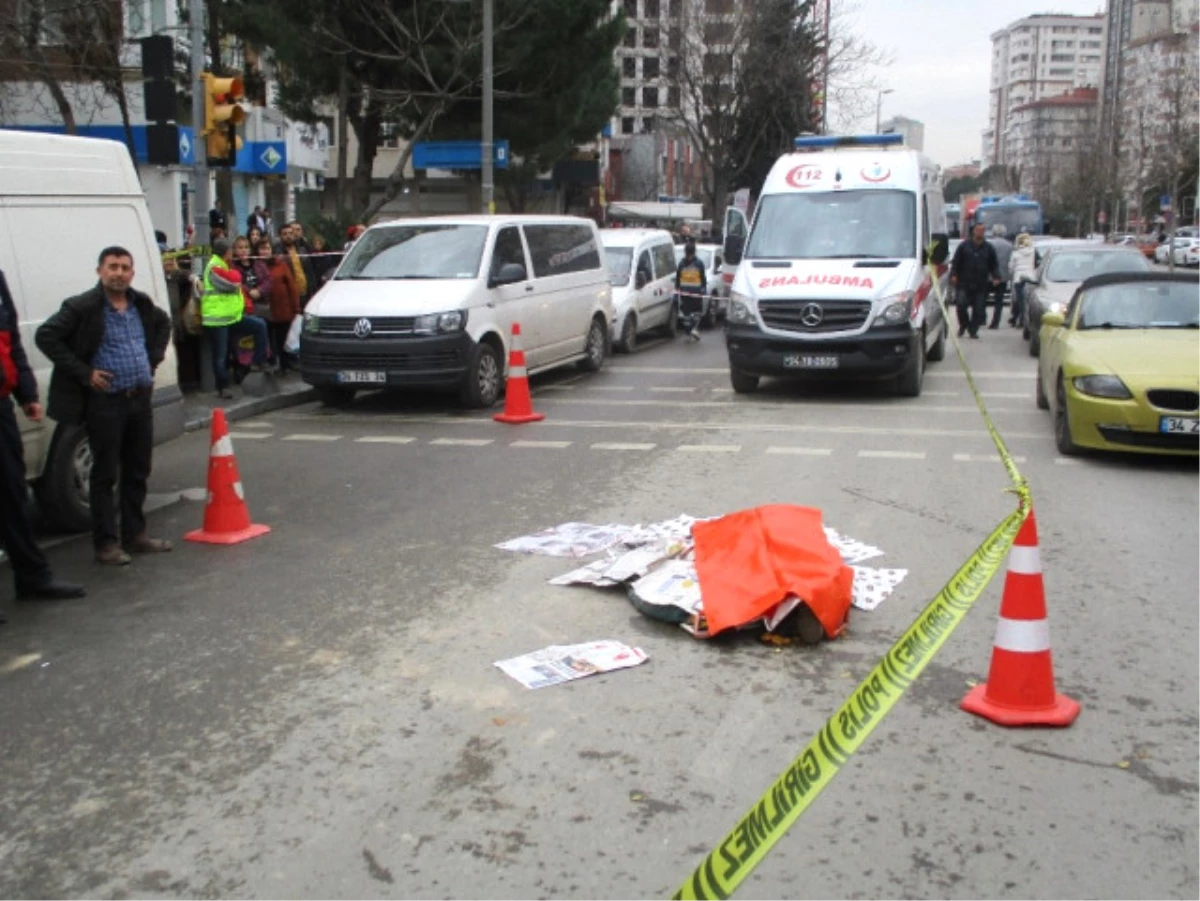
0, 0, 77, 131
1142, 35, 1199, 265
61, 0, 137, 164
823, 0, 892, 133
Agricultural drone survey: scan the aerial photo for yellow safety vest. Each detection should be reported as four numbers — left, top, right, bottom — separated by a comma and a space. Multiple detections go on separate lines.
201, 255, 244, 327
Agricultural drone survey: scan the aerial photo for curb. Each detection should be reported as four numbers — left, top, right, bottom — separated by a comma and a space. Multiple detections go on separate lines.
184, 387, 318, 432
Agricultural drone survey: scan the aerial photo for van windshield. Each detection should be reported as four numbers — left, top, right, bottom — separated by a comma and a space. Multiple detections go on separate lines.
745, 190, 917, 260
336, 224, 487, 280
604, 247, 633, 286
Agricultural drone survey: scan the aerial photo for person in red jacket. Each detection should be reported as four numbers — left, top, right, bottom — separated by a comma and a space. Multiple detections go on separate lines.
0, 270, 85, 611
263, 239, 301, 372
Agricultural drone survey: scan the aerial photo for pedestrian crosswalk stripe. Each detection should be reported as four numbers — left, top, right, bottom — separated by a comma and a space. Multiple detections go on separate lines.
355, 436, 417, 444
431, 437, 494, 446
227, 432, 272, 440
591, 442, 656, 450
650, 386, 697, 393
954, 453, 1027, 463
510, 440, 572, 448
765, 446, 833, 456
283, 434, 341, 442
591, 385, 636, 391
676, 444, 742, 453
857, 449, 926, 459
1054, 457, 1081, 465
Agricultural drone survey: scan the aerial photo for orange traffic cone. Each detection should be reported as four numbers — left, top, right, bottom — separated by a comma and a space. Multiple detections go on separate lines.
493, 323, 544, 424
961, 511, 1079, 727
184, 409, 271, 545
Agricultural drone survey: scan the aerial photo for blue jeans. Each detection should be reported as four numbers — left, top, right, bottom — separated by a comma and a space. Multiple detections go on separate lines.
207, 315, 269, 390
1011, 281, 1026, 326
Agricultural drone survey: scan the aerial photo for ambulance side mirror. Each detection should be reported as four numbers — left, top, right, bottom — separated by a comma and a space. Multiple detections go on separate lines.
927, 233, 950, 266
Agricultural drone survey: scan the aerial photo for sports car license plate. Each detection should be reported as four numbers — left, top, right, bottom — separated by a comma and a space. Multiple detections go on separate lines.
1159, 416, 1199, 434
337, 371, 386, 384
783, 354, 839, 370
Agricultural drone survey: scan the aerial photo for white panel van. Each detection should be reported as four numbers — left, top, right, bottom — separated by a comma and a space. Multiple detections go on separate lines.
722, 134, 951, 397
300, 215, 614, 408
598, 228, 679, 352
0, 131, 185, 531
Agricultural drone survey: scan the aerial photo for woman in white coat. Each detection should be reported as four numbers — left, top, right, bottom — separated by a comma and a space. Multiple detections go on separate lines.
1009, 232, 1037, 327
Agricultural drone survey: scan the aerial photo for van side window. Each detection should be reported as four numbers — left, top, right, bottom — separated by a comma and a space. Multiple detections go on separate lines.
652, 242, 677, 279
491, 226, 527, 279
523, 224, 602, 278
922, 195, 931, 248
637, 250, 654, 282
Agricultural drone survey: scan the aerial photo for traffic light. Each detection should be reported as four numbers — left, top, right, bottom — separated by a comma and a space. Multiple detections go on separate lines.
201, 72, 245, 167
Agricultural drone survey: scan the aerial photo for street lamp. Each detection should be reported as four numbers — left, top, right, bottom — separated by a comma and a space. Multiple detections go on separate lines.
444, 0, 493, 214
875, 88, 894, 135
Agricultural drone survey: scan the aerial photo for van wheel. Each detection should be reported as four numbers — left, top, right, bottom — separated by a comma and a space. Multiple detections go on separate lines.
895, 334, 925, 397
461, 340, 502, 408
730, 368, 759, 394
926, 319, 947, 362
1029, 329, 1041, 357
317, 386, 356, 407
33, 424, 93, 533
701, 299, 716, 329
1035, 371, 1049, 410
661, 299, 679, 338
617, 313, 638, 353
578, 316, 608, 372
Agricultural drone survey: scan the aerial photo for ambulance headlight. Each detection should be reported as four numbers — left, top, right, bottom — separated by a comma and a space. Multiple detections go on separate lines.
728, 291, 757, 325
871, 292, 913, 328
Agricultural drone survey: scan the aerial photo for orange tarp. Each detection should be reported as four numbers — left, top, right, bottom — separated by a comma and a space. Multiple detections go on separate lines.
692, 504, 854, 637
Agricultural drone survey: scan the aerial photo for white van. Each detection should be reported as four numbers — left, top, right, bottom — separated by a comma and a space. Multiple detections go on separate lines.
598, 228, 679, 351
722, 134, 951, 397
0, 131, 184, 532
300, 215, 613, 407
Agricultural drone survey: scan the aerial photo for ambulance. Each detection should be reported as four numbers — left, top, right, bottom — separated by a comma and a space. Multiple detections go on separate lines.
721, 134, 951, 397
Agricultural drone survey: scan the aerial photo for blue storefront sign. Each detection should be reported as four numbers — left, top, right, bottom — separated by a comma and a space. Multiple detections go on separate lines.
412, 140, 510, 170
235, 140, 288, 175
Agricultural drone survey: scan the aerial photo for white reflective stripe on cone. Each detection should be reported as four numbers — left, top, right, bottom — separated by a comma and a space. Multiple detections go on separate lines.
211, 436, 234, 458
993, 617, 1051, 653
1007, 544, 1041, 575
233, 481, 244, 500
509, 366, 528, 378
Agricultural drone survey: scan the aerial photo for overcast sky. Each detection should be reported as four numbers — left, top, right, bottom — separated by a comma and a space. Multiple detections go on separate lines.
828, 0, 1106, 168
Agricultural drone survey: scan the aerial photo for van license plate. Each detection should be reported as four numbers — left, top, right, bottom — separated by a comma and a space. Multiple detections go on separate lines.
783, 354, 838, 370
337, 371, 386, 384
1160, 416, 1199, 434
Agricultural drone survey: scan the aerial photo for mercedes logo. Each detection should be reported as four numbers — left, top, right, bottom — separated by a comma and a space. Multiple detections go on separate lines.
800, 303, 824, 327
353, 317, 372, 339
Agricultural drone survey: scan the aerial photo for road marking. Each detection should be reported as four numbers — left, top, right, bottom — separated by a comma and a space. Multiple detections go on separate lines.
677, 444, 742, 453
355, 436, 417, 444
953, 453, 1028, 463
538, 384, 576, 391
981, 392, 1032, 399
1054, 457, 1081, 465
511, 440, 573, 448
922, 390, 959, 397
536, 397, 1025, 414
766, 446, 833, 456
927, 371, 1036, 379
282, 433, 341, 442
228, 432, 272, 440
591, 442, 657, 450
710, 387, 734, 394
857, 450, 926, 459
607, 366, 730, 374
650, 386, 697, 393
591, 385, 636, 391
431, 437, 494, 446
237, 421, 273, 429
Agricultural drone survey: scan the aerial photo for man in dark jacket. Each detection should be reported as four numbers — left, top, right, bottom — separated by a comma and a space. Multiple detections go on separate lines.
36, 247, 173, 566
950, 223, 1001, 338
0, 270, 86, 612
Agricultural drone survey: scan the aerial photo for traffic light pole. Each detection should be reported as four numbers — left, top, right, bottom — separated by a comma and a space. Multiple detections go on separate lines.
189, 0, 209, 248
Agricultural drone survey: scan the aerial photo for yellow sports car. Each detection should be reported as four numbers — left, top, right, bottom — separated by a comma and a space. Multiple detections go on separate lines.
1036, 271, 1199, 456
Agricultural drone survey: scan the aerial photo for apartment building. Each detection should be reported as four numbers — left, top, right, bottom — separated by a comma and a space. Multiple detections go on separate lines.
879, 116, 925, 153
983, 13, 1106, 169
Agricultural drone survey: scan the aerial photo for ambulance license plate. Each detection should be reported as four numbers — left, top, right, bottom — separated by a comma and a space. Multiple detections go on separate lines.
783, 354, 838, 369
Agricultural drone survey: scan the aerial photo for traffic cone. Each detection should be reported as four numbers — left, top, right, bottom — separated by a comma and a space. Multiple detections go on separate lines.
184, 409, 271, 545
961, 511, 1079, 727
493, 323, 544, 424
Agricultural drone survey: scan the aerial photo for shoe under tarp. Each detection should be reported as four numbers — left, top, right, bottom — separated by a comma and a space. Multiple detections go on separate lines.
692, 504, 853, 638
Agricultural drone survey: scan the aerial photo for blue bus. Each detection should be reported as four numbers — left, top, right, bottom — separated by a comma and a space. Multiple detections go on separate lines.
973, 194, 1043, 236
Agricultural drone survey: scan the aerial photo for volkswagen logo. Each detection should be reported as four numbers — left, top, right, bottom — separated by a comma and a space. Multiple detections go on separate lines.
800, 303, 824, 328
353, 318, 372, 339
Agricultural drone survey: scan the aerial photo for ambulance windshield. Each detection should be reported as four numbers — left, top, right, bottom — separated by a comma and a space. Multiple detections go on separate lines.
745, 190, 916, 261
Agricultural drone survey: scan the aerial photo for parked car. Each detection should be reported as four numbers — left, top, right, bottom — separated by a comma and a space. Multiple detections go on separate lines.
301, 215, 614, 408
1171, 238, 1200, 268
598, 228, 679, 352
1024, 245, 1151, 356
673, 242, 725, 327
1154, 236, 1192, 265
1036, 271, 1199, 456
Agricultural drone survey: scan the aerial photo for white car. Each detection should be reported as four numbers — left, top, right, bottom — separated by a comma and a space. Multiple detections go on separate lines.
599, 228, 679, 352
673, 242, 725, 327
1171, 238, 1200, 267
1154, 237, 1190, 265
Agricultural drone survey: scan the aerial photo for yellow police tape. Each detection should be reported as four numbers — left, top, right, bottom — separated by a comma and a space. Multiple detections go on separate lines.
671, 250, 1031, 900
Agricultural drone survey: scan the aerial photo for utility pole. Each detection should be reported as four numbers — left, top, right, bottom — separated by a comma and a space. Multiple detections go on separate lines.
189, 0, 209, 247
481, 0, 494, 214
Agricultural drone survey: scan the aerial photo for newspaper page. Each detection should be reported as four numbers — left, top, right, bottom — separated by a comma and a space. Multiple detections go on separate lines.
494, 640, 648, 690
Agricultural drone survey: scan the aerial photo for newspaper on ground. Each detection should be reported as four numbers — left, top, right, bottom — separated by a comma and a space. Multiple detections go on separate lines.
549, 538, 689, 587
495, 522, 629, 557
494, 640, 648, 689
629, 559, 703, 615
851, 566, 908, 611
824, 527, 886, 565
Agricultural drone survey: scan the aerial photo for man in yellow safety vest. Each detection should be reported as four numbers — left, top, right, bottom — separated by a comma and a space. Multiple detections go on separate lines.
202, 237, 270, 399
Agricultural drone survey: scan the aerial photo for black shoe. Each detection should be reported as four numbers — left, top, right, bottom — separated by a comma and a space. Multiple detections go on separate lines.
16, 580, 86, 601
957, 327, 966, 337
988, 323, 1000, 330
969, 333, 980, 339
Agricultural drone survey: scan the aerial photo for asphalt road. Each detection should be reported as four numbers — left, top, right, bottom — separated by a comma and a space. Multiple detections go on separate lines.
1, 320, 1196, 899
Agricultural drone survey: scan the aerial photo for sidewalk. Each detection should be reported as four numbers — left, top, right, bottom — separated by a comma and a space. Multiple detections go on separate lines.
183, 370, 317, 432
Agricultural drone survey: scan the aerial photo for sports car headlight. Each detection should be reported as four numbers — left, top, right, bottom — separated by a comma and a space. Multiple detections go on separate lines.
727, 291, 757, 325
303, 313, 320, 334
1073, 374, 1132, 399
413, 310, 467, 336
871, 291, 913, 328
